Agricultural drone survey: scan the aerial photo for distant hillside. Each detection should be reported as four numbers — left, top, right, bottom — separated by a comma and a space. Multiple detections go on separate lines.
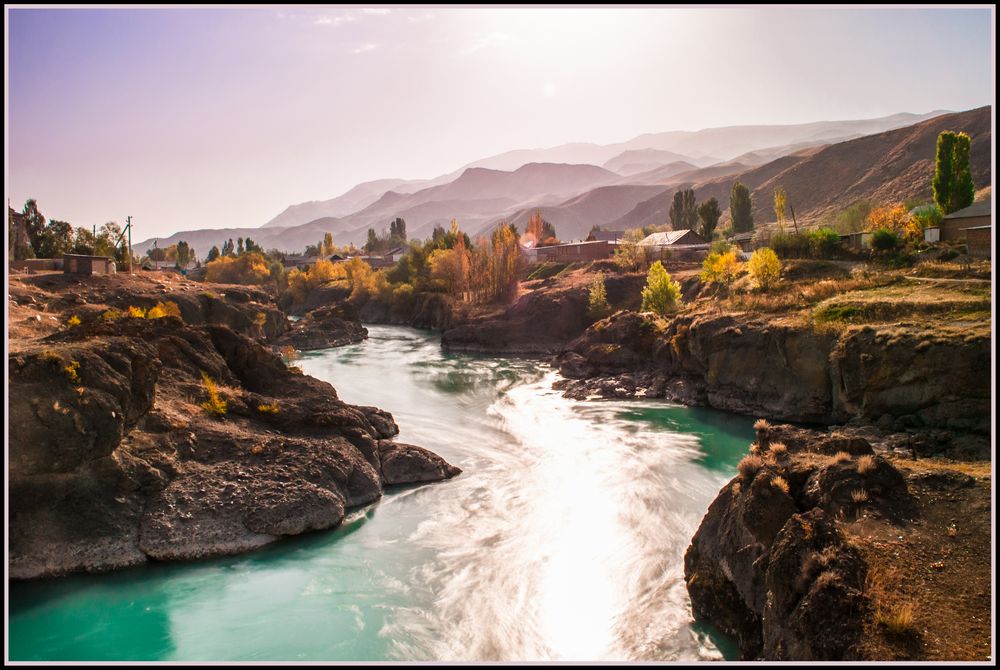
602, 149, 701, 175
610, 106, 991, 232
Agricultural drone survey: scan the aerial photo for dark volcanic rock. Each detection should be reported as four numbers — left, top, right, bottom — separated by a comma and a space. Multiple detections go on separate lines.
9, 288, 459, 580
442, 287, 590, 354
275, 304, 368, 351
378, 441, 462, 485
684, 428, 911, 660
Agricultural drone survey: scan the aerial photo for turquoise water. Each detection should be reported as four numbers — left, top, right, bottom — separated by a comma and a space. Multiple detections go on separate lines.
8, 325, 752, 662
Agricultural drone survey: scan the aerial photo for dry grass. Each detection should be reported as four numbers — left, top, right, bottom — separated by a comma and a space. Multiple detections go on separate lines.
738, 454, 764, 480
771, 475, 790, 495
63, 360, 81, 384
867, 563, 919, 637
857, 455, 876, 474
731, 481, 741, 496
769, 442, 788, 458
256, 403, 280, 414
753, 418, 771, 431
833, 451, 853, 464
851, 488, 869, 503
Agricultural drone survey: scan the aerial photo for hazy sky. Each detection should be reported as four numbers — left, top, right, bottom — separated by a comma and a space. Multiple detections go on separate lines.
6, 5, 994, 241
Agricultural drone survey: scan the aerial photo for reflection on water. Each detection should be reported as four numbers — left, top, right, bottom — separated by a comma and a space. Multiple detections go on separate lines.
9, 325, 750, 662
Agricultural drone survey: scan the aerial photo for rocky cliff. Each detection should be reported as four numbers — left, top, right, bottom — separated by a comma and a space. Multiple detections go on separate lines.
555, 310, 990, 435
8, 274, 459, 579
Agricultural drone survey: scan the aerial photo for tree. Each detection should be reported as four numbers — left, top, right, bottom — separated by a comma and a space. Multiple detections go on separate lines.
206, 245, 221, 262
587, 272, 611, 320
22, 199, 47, 256
36, 219, 74, 258
222, 239, 235, 257
389, 217, 407, 242
949, 132, 975, 213
747, 247, 781, 291
244, 237, 261, 255
773, 187, 787, 229
236, 237, 245, 256
699, 247, 742, 291
697, 198, 721, 240
641, 261, 682, 315
176, 240, 193, 267
71, 227, 96, 255
730, 181, 754, 234
364, 228, 379, 253
932, 131, 956, 213
147, 244, 167, 262
95, 221, 122, 260
669, 189, 698, 230
614, 229, 648, 272
320, 232, 335, 256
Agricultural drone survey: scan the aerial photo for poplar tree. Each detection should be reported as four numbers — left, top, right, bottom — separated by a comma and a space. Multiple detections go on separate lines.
730, 182, 754, 234
932, 131, 956, 213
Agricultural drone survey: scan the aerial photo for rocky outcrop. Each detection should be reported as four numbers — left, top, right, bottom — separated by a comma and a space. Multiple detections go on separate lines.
684, 424, 912, 660
360, 292, 458, 331
275, 304, 368, 351
556, 310, 991, 434
9, 298, 460, 580
442, 286, 591, 354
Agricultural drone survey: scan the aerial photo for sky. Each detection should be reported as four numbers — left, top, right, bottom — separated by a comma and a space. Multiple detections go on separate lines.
5, 5, 995, 242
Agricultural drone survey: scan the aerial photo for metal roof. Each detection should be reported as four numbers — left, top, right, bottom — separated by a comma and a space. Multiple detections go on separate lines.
639, 230, 699, 245
943, 197, 992, 220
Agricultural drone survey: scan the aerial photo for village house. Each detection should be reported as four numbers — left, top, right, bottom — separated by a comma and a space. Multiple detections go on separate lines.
63, 253, 116, 275
532, 240, 612, 263
940, 197, 992, 257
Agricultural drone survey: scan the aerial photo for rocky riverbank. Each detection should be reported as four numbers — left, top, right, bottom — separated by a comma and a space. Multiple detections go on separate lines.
8, 273, 459, 580
684, 422, 991, 661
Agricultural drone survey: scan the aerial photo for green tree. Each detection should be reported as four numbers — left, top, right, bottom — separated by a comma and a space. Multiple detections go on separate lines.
71, 227, 96, 255
587, 272, 611, 320
176, 240, 193, 267
22, 199, 47, 256
932, 131, 956, 213
206, 245, 221, 262
236, 237, 245, 256
147, 244, 167, 262
36, 219, 74, 258
389, 217, 407, 242
640, 261, 682, 315
669, 188, 698, 230
730, 181, 754, 234
949, 132, 975, 213
697, 198, 721, 240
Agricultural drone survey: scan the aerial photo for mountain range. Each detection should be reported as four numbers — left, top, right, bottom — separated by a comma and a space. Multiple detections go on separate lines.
135, 108, 992, 256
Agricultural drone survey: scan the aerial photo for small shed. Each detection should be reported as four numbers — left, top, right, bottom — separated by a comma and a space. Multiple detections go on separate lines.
728, 231, 756, 252
941, 197, 991, 250
63, 254, 116, 275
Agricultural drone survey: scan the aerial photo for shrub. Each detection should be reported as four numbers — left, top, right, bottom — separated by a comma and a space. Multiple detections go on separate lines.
199, 372, 227, 417
851, 489, 869, 503
738, 454, 764, 480
871, 228, 899, 252
147, 301, 182, 319
700, 249, 742, 288
65, 315, 81, 328
770, 442, 788, 458
806, 228, 842, 259
257, 403, 280, 414
771, 476, 790, 495
771, 232, 811, 259
280, 345, 299, 362
833, 451, 853, 463
64, 360, 81, 384
587, 272, 611, 320
753, 418, 771, 431
101, 308, 124, 321
39, 350, 63, 364
641, 261, 682, 315
747, 248, 781, 291
127, 305, 148, 318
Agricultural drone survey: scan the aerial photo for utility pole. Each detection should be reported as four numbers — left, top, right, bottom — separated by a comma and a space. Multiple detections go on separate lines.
127, 215, 133, 274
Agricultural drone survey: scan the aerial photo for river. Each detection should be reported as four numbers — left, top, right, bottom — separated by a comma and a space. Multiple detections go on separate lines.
8, 325, 753, 662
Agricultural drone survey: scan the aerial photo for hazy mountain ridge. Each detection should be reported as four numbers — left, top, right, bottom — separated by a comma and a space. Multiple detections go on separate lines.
134, 108, 970, 254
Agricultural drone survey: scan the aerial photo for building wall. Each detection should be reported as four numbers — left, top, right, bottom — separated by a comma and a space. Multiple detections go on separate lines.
536, 241, 610, 262
965, 228, 992, 258
941, 215, 991, 241
9, 258, 63, 272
